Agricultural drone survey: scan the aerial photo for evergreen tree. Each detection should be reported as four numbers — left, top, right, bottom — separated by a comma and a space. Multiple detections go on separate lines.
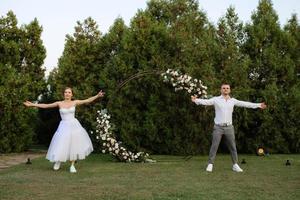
0, 11, 46, 152
283, 14, 300, 152
214, 7, 256, 153
48, 17, 103, 145
242, 0, 297, 152
101, 0, 217, 154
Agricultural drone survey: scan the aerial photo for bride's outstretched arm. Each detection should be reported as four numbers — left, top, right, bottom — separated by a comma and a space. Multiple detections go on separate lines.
75, 90, 105, 106
23, 101, 59, 108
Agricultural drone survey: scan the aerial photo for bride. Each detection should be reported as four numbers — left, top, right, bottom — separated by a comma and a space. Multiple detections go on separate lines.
24, 87, 104, 173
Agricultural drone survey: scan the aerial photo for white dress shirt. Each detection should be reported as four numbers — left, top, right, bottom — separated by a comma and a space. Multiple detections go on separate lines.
195, 95, 261, 125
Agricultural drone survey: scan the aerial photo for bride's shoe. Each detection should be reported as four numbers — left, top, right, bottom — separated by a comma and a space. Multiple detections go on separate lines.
53, 162, 61, 170
70, 164, 77, 173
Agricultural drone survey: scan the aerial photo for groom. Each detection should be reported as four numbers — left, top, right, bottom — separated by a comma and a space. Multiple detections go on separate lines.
191, 83, 266, 172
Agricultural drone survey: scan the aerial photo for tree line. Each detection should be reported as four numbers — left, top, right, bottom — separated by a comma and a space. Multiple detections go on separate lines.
1, 0, 299, 154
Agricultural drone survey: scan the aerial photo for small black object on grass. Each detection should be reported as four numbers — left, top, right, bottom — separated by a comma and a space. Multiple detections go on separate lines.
241, 159, 246, 164
286, 160, 291, 166
26, 158, 32, 164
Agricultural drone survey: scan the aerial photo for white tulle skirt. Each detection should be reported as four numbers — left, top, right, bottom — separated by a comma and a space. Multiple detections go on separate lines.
46, 118, 93, 162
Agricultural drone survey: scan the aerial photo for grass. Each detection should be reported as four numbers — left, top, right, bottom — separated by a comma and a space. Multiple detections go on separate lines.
0, 154, 299, 200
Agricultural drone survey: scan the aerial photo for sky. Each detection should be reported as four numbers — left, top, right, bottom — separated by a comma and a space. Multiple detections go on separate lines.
1, 0, 299, 76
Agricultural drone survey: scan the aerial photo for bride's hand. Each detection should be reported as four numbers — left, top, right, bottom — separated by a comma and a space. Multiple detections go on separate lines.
97, 90, 105, 98
23, 101, 34, 107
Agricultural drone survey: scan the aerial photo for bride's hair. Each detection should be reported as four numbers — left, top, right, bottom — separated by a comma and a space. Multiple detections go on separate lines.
64, 87, 73, 93
63, 87, 74, 98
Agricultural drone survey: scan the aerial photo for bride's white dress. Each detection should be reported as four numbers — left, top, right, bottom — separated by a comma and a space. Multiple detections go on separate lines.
46, 106, 93, 162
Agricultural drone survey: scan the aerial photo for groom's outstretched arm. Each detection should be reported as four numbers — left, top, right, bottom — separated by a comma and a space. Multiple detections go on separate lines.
233, 98, 267, 109
191, 96, 215, 106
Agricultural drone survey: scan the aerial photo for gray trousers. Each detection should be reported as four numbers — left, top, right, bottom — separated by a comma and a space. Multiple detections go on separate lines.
208, 124, 238, 164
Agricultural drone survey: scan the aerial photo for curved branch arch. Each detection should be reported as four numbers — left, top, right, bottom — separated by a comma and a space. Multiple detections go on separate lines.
94, 69, 208, 162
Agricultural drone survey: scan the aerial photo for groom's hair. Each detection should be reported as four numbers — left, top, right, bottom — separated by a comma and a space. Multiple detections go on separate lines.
221, 83, 230, 87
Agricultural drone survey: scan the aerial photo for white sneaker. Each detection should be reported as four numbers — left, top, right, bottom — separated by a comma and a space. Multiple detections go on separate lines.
206, 164, 213, 172
232, 164, 243, 172
70, 165, 77, 173
53, 162, 60, 171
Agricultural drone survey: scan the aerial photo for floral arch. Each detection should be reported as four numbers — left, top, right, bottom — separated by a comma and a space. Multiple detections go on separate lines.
91, 69, 208, 162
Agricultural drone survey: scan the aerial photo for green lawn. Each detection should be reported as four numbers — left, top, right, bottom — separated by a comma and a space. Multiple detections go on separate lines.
0, 154, 299, 200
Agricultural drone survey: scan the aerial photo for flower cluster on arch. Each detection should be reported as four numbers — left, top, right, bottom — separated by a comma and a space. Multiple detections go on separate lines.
161, 69, 208, 98
92, 109, 150, 162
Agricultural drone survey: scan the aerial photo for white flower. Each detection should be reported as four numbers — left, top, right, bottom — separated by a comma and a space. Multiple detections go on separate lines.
96, 74, 198, 162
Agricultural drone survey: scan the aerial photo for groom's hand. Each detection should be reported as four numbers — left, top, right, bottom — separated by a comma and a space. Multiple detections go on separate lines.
260, 102, 267, 109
